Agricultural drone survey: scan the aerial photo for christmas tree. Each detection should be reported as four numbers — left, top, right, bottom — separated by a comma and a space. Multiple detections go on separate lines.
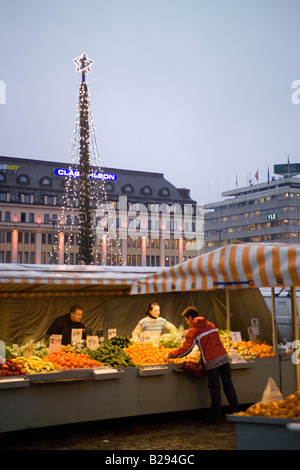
60, 53, 123, 266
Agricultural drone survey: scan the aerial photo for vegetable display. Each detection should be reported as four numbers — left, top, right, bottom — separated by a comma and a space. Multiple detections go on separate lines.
43, 351, 102, 369
83, 342, 135, 368
0, 357, 27, 376
0, 332, 277, 379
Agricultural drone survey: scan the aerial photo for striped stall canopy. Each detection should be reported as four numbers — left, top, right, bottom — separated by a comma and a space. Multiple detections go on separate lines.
131, 243, 300, 295
0, 264, 161, 297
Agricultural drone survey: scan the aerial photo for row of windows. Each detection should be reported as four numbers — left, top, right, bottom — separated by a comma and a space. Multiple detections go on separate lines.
206, 232, 300, 248
206, 206, 300, 224
211, 192, 300, 212
207, 220, 300, 237
0, 171, 172, 198
0, 250, 194, 266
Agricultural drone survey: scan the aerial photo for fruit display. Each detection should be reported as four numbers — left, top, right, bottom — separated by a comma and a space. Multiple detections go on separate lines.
43, 351, 102, 369
124, 341, 199, 366
218, 330, 275, 359
235, 391, 300, 419
0, 357, 27, 376
14, 355, 55, 373
232, 340, 275, 358
124, 341, 168, 366
83, 342, 136, 368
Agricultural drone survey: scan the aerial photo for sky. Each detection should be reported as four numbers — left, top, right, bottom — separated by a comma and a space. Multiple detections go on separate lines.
1, 0, 300, 206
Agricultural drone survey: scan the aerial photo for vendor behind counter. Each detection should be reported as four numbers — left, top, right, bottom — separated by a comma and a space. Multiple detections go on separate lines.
46, 304, 87, 346
131, 302, 176, 341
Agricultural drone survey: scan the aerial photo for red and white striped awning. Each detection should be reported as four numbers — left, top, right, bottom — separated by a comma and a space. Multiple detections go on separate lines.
131, 243, 300, 295
0, 264, 161, 297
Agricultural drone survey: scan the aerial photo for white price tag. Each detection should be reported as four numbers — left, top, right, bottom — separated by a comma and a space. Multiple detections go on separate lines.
49, 334, 62, 354
71, 328, 83, 344
251, 318, 260, 336
23, 344, 34, 358
139, 332, 152, 343
230, 331, 242, 343
108, 328, 117, 340
248, 327, 257, 342
86, 335, 99, 350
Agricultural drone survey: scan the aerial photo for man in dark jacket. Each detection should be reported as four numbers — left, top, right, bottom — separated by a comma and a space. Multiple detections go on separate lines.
168, 306, 239, 424
46, 304, 87, 346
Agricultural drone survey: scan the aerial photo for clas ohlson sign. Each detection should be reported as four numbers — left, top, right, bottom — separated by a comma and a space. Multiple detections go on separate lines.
55, 168, 117, 180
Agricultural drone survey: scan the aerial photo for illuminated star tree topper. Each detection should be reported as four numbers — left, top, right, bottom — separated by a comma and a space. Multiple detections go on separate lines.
73, 53, 93, 81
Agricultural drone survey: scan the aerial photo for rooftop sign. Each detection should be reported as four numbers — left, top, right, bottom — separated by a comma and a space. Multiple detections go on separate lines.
274, 163, 300, 176
55, 168, 117, 180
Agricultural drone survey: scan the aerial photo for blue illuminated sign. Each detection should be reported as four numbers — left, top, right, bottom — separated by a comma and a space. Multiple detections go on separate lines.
55, 168, 117, 180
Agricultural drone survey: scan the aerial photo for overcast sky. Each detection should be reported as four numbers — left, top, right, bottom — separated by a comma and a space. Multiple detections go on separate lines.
1, 0, 300, 205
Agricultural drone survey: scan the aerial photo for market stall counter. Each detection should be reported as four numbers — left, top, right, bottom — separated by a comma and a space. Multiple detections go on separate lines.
0, 358, 280, 434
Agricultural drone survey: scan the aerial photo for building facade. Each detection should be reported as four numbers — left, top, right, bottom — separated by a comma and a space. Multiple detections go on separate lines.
204, 166, 300, 252
0, 155, 203, 266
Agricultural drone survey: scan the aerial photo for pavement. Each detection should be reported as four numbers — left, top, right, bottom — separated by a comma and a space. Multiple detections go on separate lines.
0, 408, 236, 451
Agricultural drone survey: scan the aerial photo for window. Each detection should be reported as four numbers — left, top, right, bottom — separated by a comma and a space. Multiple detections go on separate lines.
122, 184, 134, 194
159, 187, 170, 197
0, 172, 6, 183
17, 174, 30, 185
105, 182, 114, 192
29, 213, 34, 223
141, 186, 152, 196
5, 211, 10, 222
21, 213, 26, 223
39, 177, 52, 187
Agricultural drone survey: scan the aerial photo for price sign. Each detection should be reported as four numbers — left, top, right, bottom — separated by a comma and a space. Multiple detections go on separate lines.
71, 328, 83, 344
230, 331, 242, 343
139, 332, 152, 343
107, 328, 117, 340
23, 345, 34, 358
86, 335, 99, 350
49, 334, 62, 354
248, 327, 257, 342
251, 318, 260, 336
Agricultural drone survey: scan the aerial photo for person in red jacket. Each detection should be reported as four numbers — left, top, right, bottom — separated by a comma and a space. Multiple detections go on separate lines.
168, 306, 239, 424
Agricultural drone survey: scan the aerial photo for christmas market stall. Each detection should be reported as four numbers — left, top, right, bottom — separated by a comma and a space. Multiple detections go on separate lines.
0, 243, 298, 433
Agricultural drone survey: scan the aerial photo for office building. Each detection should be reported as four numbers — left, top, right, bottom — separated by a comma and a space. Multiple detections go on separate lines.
204, 163, 300, 252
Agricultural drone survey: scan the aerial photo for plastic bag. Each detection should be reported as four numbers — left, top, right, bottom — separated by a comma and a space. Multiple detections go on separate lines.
260, 377, 283, 404
230, 348, 247, 364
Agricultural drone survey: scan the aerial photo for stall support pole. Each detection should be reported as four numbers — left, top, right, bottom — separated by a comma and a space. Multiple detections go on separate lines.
271, 288, 278, 354
226, 288, 231, 331
291, 286, 300, 391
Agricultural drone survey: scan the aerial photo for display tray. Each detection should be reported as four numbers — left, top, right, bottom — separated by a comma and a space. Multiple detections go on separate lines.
138, 365, 169, 376
27, 366, 103, 383
0, 376, 30, 390
230, 360, 255, 370
92, 368, 124, 380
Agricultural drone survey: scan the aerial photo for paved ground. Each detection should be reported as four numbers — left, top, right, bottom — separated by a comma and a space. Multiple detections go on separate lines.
0, 408, 236, 451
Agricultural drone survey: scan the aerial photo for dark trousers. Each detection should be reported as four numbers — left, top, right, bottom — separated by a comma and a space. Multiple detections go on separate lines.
206, 362, 240, 422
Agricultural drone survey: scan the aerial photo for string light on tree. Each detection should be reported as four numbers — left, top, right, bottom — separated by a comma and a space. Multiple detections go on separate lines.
60, 53, 124, 266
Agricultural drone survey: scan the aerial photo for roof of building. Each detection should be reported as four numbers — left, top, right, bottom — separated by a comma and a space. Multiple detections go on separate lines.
0, 155, 196, 206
